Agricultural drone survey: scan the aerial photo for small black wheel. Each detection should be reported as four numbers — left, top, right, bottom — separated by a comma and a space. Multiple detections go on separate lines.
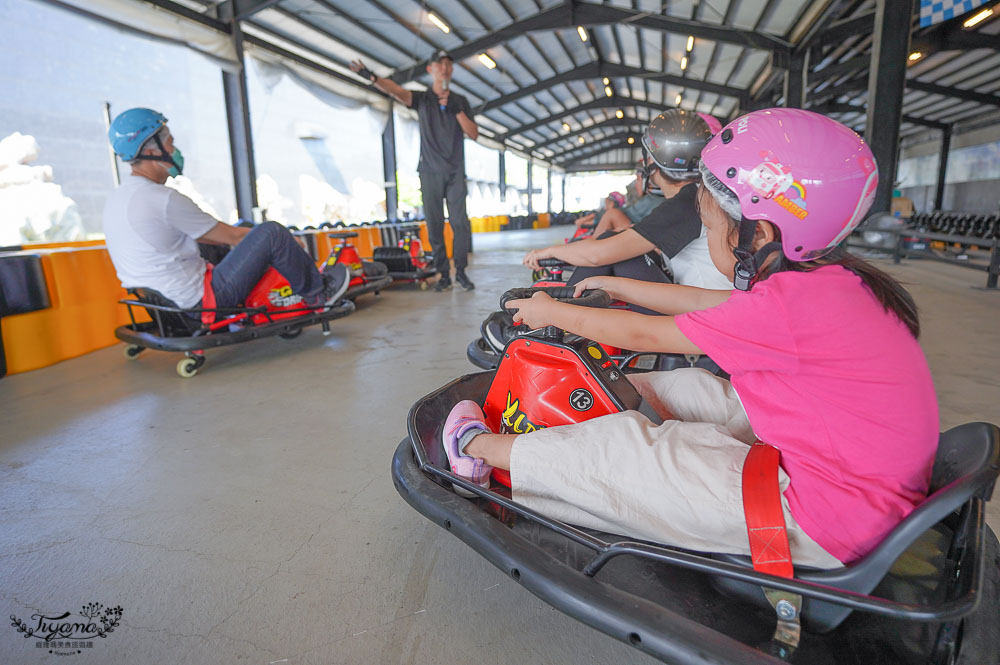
279, 328, 303, 340
123, 344, 145, 360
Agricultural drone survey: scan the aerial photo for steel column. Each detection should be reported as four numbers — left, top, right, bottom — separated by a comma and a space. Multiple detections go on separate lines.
863, 0, 911, 216
934, 126, 952, 211
783, 51, 807, 108
527, 157, 534, 214
382, 103, 398, 221
546, 168, 552, 213
499, 150, 507, 202
219, 15, 258, 221
561, 174, 567, 212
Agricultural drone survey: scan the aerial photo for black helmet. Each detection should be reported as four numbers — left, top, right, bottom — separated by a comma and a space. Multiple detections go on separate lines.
640, 109, 712, 180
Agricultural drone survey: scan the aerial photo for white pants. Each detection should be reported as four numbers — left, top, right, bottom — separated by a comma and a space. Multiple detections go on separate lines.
509, 368, 842, 569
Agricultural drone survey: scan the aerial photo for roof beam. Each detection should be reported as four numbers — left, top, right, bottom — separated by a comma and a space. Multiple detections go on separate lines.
555, 132, 635, 165
530, 116, 647, 151
390, 1, 790, 83
217, 0, 282, 21
500, 96, 672, 141
812, 102, 951, 130
564, 161, 637, 173
906, 80, 1000, 107
818, 11, 875, 46
479, 61, 746, 113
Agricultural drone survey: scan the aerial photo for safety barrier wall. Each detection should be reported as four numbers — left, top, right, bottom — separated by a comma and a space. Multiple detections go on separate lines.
0, 242, 145, 376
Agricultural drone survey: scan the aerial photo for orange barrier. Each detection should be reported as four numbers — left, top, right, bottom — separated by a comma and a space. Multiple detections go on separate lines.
1, 246, 142, 375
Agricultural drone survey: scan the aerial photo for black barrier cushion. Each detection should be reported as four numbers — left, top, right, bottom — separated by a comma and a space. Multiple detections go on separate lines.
0, 254, 51, 317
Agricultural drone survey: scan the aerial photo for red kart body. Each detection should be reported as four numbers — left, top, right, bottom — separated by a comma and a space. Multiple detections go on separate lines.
243, 267, 316, 324
482, 335, 641, 487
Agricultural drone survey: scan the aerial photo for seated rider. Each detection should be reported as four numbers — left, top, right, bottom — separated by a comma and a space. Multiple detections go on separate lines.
443, 109, 938, 568
578, 191, 627, 236
525, 109, 733, 298
102, 108, 349, 317
589, 159, 666, 237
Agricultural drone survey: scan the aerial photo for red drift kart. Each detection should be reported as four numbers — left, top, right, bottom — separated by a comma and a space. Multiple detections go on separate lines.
371, 223, 438, 288
394, 286, 1000, 665
116, 266, 354, 378
324, 231, 393, 299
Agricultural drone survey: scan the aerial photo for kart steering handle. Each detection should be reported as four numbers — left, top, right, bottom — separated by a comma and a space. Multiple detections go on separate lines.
500, 287, 611, 314
536, 258, 569, 268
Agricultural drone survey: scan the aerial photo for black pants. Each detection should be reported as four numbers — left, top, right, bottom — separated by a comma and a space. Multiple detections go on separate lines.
420, 170, 471, 278
210, 221, 323, 307
566, 231, 671, 316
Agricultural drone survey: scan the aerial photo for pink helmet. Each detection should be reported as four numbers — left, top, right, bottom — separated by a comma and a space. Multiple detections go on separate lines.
700, 108, 878, 263
608, 191, 625, 207
696, 112, 723, 135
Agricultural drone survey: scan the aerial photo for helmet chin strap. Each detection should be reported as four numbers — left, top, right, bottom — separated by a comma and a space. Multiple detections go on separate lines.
136, 133, 181, 173
732, 216, 782, 291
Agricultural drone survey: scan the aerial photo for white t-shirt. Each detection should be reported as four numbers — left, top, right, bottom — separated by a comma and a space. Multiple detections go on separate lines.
667, 225, 733, 290
103, 175, 218, 308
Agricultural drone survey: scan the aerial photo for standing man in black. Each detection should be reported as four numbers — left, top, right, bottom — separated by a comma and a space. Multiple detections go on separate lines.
351, 51, 478, 291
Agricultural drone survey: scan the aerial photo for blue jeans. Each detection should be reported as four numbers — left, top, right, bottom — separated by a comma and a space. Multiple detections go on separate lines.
210, 222, 323, 308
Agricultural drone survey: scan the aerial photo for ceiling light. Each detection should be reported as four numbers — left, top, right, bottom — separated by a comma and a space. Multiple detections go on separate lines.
478, 53, 496, 69
908, 51, 923, 62
427, 12, 450, 34
686, 35, 694, 52
604, 86, 613, 97
602, 77, 610, 84
615, 109, 624, 119
562, 123, 571, 131
680, 56, 688, 71
577, 26, 588, 42
963, 7, 994, 27
675, 93, 682, 105
578, 136, 586, 144
627, 136, 635, 144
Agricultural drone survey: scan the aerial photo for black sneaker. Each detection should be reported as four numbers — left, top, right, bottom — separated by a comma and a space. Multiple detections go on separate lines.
305, 263, 350, 308
455, 272, 475, 291
433, 276, 453, 292
483, 311, 518, 352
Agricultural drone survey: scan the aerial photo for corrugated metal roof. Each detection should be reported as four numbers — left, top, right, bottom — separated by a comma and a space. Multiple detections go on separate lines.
149, 0, 1000, 170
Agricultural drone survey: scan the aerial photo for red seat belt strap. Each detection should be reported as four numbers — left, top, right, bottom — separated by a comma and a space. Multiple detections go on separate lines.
201, 263, 216, 327
742, 441, 794, 579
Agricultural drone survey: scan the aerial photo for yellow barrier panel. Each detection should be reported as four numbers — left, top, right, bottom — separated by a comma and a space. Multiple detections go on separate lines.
1, 247, 139, 375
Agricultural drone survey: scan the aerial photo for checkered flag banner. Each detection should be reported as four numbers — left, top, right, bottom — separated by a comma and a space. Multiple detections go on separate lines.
920, 0, 990, 27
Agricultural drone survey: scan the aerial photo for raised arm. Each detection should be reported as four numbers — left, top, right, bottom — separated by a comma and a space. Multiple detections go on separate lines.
572, 277, 731, 315
524, 228, 655, 269
350, 60, 413, 107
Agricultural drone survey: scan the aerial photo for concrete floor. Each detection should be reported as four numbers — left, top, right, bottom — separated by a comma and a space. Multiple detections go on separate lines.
1, 226, 997, 665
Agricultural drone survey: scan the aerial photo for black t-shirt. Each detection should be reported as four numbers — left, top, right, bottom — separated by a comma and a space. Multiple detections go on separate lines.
409, 89, 471, 174
631, 182, 701, 258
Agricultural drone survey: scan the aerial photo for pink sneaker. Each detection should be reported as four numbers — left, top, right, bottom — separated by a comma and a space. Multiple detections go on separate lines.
443, 400, 493, 494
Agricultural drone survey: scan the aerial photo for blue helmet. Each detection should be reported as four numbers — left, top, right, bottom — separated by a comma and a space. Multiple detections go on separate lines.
108, 108, 167, 161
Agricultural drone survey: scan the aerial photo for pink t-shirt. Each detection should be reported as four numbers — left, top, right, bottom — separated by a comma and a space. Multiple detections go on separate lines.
675, 266, 938, 562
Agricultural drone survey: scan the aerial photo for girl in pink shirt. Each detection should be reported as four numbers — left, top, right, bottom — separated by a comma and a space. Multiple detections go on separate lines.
443, 109, 938, 566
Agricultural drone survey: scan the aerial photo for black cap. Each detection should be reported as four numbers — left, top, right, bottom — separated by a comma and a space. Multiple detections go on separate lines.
430, 50, 453, 63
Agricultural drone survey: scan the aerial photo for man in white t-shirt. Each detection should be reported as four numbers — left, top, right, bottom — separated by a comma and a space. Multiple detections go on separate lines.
104, 108, 348, 315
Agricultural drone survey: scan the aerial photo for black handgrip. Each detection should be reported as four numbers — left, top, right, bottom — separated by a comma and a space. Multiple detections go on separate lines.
500, 287, 610, 314
537, 258, 569, 267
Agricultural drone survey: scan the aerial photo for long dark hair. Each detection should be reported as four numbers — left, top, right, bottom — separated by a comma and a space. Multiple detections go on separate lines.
696, 182, 920, 338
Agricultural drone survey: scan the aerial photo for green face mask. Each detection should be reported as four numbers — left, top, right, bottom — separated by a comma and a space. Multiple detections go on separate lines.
167, 148, 184, 177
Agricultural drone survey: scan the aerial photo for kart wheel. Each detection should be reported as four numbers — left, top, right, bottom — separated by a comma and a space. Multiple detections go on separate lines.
123, 344, 145, 360
279, 329, 303, 340
176, 356, 205, 378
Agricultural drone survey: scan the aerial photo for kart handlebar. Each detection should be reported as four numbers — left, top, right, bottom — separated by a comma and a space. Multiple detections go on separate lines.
500, 287, 611, 314
536, 258, 569, 268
